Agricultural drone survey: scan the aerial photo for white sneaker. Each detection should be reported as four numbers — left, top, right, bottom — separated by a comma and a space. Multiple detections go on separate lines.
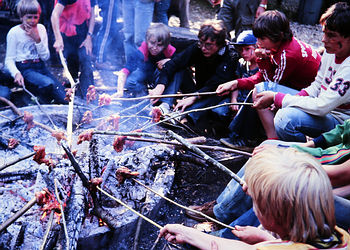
158, 102, 170, 115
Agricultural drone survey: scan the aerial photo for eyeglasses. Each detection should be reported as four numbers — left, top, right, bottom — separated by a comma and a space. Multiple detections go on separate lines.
197, 40, 217, 50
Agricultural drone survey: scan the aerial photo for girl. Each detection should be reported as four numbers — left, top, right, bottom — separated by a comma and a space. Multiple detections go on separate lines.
5, 0, 66, 104
115, 23, 182, 114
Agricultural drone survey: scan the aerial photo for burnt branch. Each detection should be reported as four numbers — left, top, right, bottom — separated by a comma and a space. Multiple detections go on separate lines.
166, 130, 245, 186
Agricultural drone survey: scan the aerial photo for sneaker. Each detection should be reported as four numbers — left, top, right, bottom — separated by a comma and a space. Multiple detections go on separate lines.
220, 137, 256, 152
185, 200, 216, 222
158, 102, 170, 115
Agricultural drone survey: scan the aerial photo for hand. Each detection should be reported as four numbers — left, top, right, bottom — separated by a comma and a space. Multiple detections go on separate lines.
14, 72, 24, 86
53, 36, 64, 53
174, 96, 196, 112
156, 58, 170, 70
159, 224, 189, 245
80, 35, 93, 55
216, 80, 238, 96
230, 97, 239, 112
253, 91, 275, 109
255, 48, 271, 59
112, 89, 124, 98
255, 6, 266, 18
23, 23, 41, 43
232, 225, 276, 244
148, 84, 165, 104
211, 0, 222, 5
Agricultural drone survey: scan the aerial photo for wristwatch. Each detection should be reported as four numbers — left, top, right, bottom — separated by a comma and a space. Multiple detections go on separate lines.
259, 3, 267, 9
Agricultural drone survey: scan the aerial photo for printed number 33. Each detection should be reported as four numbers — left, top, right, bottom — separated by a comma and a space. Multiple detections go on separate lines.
330, 78, 350, 96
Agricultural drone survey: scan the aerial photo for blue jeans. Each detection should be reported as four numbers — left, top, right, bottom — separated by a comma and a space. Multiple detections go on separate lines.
16, 61, 66, 103
0, 86, 11, 100
62, 27, 94, 98
122, 0, 154, 65
186, 96, 231, 124
125, 63, 183, 106
228, 82, 299, 140
213, 140, 350, 235
275, 107, 341, 142
94, 0, 121, 63
153, 0, 171, 24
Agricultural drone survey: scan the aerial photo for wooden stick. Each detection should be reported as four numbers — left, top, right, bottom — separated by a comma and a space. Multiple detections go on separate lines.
143, 102, 253, 130
125, 137, 252, 157
111, 91, 218, 101
39, 210, 54, 250
133, 178, 235, 230
166, 130, 245, 186
0, 196, 37, 233
54, 179, 69, 250
0, 152, 36, 171
59, 50, 77, 148
96, 186, 163, 229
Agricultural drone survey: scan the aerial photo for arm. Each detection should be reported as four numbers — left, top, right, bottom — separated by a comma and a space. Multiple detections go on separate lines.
79, 4, 96, 55
232, 225, 276, 244
255, 0, 268, 18
51, 3, 65, 52
34, 24, 50, 61
323, 160, 350, 187
159, 224, 255, 250
230, 89, 239, 112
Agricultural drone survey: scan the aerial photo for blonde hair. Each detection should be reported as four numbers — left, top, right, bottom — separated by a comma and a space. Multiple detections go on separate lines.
245, 147, 335, 243
146, 23, 171, 48
17, 0, 41, 18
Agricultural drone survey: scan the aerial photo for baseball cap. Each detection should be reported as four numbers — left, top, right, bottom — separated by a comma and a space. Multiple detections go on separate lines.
233, 30, 257, 45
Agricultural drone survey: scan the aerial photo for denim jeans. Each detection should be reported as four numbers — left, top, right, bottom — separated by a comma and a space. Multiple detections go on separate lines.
125, 63, 183, 106
187, 96, 231, 124
213, 140, 350, 233
94, 0, 121, 63
153, 0, 171, 24
274, 107, 341, 142
16, 61, 66, 103
63, 30, 94, 98
0, 86, 11, 100
228, 82, 299, 140
122, 0, 154, 65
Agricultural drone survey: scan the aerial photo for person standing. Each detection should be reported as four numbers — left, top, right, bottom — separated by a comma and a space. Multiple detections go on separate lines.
51, 0, 96, 98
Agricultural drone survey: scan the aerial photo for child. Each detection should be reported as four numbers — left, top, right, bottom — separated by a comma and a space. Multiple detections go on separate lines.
115, 22, 182, 114
160, 147, 350, 249
217, 10, 321, 147
51, 0, 96, 98
254, 2, 350, 142
4, 0, 66, 104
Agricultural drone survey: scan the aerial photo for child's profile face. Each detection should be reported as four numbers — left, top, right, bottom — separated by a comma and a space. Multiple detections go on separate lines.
237, 45, 256, 62
147, 36, 165, 56
22, 13, 40, 27
322, 26, 350, 57
257, 37, 278, 50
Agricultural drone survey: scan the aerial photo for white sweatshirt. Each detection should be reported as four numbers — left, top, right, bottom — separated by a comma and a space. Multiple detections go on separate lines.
5, 24, 50, 78
277, 51, 350, 123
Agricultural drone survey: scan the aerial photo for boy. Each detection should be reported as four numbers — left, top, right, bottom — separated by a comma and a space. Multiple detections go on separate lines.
254, 2, 350, 142
156, 20, 239, 125
4, 0, 66, 104
161, 147, 350, 249
216, 10, 321, 144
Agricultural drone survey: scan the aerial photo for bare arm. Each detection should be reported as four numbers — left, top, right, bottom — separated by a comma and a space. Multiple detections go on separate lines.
159, 224, 256, 250
51, 3, 65, 52
79, 5, 96, 55
323, 160, 350, 187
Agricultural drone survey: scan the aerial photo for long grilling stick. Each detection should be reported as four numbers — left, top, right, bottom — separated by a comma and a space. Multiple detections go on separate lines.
58, 50, 77, 148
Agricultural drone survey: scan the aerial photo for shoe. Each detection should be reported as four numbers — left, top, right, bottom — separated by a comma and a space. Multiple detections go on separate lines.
220, 137, 257, 152
158, 102, 170, 115
185, 200, 216, 222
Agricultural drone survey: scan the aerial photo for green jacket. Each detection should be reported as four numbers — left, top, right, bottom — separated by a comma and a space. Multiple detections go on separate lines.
293, 120, 350, 164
